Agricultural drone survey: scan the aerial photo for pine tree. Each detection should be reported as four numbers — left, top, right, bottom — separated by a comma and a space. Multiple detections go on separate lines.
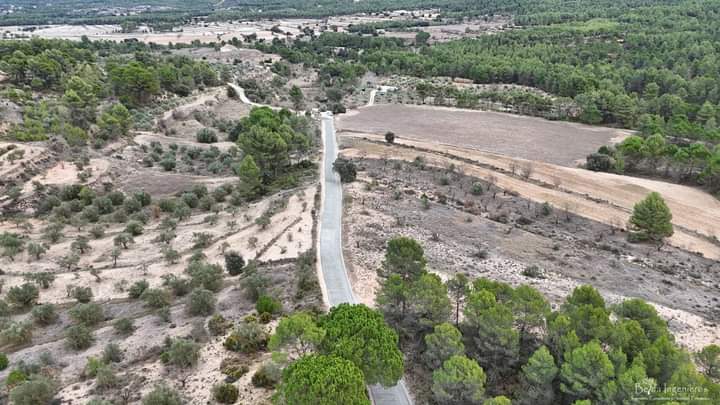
235, 155, 263, 198
432, 355, 486, 405
519, 346, 558, 405
463, 290, 519, 376
629, 192, 673, 243
424, 323, 465, 370
560, 341, 615, 403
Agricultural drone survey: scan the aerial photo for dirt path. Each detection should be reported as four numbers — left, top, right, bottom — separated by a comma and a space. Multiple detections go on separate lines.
341, 134, 720, 260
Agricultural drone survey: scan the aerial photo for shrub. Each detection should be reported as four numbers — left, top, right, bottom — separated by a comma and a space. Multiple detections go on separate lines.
187, 288, 216, 316
0, 352, 7, 370
333, 158, 357, 183
102, 343, 124, 363
586, 152, 613, 172
181, 192, 199, 208
221, 361, 249, 382
31, 304, 59, 325
71, 286, 94, 303
25, 272, 56, 289
157, 306, 171, 323
95, 365, 118, 390
65, 324, 95, 350
541, 202, 553, 216
128, 279, 150, 299
251, 361, 282, 388
142, 384, 183, 405
224, 320, 268, 353
123, 197, 142, 214
0, 299, 9, 317
385, 131, 395, 144
224, 251, 245, 276
114, 318, 135, 335
258, 312, 272, 324
69, 303, 104, 326
141, 288, 172, 309
9, 375, 56, 405
471, 182, 484, 195
160, 338, 200, 369
162, 275, 191, 296
187, 261, 224, 292
6, 369, 27, 388
125, 220, 144, 236
160, 157, 176, 171
6, 283, 39, 307
522, 265, 544, 279
89, 224, 106, 238
207, 314, 230, 336
162, 247, 181, 264
192, 232, 212, 248
212, 383, 239, 404
158, 198, 177, 213
196, 128, 218, 143
134, 190, 152, 206
0, 321, 33, 346
113, 232, 134, 249
256, 295, 281, 315
84, 356, 105, 378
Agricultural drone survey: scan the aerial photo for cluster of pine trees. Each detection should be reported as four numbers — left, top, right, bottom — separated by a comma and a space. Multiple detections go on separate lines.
373, 237, 719, 404
0, 38, 218, 144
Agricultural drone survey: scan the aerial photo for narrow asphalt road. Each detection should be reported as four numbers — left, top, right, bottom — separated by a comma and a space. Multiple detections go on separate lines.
319, 112, 413, 405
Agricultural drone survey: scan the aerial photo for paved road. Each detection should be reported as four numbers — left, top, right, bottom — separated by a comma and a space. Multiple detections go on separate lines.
319, 112, 413, 405
227, 86, 412, 404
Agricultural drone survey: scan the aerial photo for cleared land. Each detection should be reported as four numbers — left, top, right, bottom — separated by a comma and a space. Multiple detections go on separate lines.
336, 104, 631, 166
342, 134, 720, 260
339, 155, 720, 352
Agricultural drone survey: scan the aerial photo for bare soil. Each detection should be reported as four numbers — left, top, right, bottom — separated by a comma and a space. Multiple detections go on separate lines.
340, 157, 720, 353
342, 134, 720, 260
0, 184, 321, 404
336, 104, 631, 166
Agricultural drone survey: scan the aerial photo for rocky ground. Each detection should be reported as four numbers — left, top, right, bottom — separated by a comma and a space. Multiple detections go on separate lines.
342, 157, 720, 352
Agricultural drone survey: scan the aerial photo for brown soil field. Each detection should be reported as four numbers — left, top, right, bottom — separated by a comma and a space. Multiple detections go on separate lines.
336, 104, 632, 166
341, 135, 720, 260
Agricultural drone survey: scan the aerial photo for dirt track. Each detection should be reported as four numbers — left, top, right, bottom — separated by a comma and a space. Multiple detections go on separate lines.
337, 104, 632, 166
341, 134, 720, 260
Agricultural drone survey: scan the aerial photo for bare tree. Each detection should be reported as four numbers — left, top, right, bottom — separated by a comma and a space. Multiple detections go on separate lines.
520, 162, 534, 180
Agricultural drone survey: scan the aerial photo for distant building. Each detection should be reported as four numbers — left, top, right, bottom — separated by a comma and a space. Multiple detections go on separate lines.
378, 85, 398, 94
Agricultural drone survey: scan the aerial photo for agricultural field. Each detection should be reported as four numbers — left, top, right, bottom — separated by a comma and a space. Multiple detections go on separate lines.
337, 104, 630, 166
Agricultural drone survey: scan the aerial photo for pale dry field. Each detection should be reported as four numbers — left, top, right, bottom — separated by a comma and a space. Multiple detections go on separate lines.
336, 104, 632, 166
1, 11, 433, 45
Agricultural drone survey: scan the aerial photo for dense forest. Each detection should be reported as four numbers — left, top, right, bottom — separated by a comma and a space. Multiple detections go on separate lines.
251, 0, 720, 190
0, 38, 219, 144
371, 237, 720, 404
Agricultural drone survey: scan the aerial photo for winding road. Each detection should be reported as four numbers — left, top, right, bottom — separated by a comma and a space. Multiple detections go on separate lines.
319, 112, 413, 405
228, 83, 412, 404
